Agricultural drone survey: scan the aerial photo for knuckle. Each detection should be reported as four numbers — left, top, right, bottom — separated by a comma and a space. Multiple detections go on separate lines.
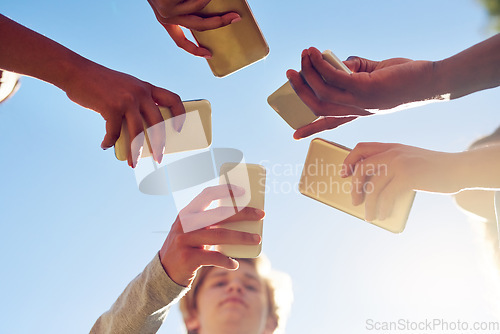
213, 228, 228, 240
315, 87, 330, 101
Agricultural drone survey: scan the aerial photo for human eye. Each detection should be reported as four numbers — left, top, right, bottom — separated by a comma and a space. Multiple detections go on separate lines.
245, 283, 260, 292
212, 280, 227, 288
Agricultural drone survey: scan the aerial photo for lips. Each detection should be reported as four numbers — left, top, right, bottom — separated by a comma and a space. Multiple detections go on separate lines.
220, 296, 248, 307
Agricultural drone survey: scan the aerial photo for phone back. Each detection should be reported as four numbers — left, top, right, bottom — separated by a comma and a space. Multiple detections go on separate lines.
217, 163, 266, 258
114, 99, 212, 161
299, 138, 414, 233
268, 50, 351, 130
191, 0, 269, 77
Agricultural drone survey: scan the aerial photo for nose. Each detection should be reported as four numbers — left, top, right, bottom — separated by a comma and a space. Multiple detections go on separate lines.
226, 279, 244, 293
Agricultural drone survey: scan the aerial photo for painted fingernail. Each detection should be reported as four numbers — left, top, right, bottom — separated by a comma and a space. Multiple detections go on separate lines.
154, 152, 163, 164
347, 56, 358, 61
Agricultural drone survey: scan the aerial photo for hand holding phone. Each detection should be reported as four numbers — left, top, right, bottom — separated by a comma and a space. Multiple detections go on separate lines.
191, 0, 269, 77
217, 163, 266, 258
114, 100, 212, 163
268, 50, 352, 130
299, 138, 414, 233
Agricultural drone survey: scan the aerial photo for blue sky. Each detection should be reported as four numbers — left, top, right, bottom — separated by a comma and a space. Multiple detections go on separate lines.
1, 0, 500, 333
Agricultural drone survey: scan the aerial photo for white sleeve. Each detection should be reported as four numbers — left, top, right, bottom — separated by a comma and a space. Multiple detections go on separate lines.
90, 253, 190, 334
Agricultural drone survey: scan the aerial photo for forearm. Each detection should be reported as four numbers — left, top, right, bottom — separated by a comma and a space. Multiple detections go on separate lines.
0, 14, 91, 91
435, 34, 500, 99
451, 144, 500, 191
90, 253, 189, 334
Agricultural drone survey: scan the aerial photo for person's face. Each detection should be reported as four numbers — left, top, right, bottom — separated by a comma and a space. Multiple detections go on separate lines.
188, 261, 275, 334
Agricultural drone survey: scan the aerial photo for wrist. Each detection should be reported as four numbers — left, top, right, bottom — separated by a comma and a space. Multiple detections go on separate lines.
54, 52, 95, 93
429, 59, 452, 101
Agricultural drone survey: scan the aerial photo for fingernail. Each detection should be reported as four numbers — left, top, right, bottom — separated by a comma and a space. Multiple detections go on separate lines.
231, 17, 241, 24
230, 258, 239, 269
365, 212, 374, 222
174, 118, 183, 132
347, 56, 358, 61
231, 185, 245, 196
253, 234, 261, 243
253, 208, 263, 216
340, 166, 346, 178
154, 153, 163, 164
203, 54, 212, 59
301, 49, 308, 58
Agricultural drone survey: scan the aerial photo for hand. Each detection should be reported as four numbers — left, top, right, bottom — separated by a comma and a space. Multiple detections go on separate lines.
341, 142, 460, 221
64, 62, 185, 168
290, 47, 438, 112
159, 185, 264, 287
147, 0, 241, 57
287, 49, 373, 139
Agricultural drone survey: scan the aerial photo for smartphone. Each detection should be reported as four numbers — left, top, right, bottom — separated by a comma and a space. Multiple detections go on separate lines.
268, 50, 352, 130
299, 138, 415, 233
191, 0, 269, 77
217, 163, 266, 258
114, 99, 212, 161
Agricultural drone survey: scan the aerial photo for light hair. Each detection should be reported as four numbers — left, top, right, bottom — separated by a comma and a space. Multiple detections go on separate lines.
179, 254, 293, 334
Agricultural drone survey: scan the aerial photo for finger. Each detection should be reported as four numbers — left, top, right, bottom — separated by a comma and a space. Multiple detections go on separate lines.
140, 100, 166, 164
308, 47, 353, 89
171, 12, 240, 31
164, 24, 212, 58
202, 206, 265, 226
179, 206, 264, 233
287, 68, 373, 119
344, 56, 382, 73
376, 180, 401, 221
168, 0, 211, 17
301, 48, 357, 107
308, 46, 357, 94
362, 173, 393, 222
151, 86, 186, 132
183, 228, 261, 247
194, 250, 240, 270
286, 68, 321, 113
350, 162, 370, 207
293, 116, 357, 140
342, 142, 397, 177
101, 114, 124, 149
125, 111, 146, 169
186, 185, 245, 212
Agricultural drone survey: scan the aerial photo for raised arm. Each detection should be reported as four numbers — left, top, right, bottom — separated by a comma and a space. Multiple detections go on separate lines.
90, 185, 263, 333
341, 142, 500, 222
288, 34, 500, 139
0, 14, 185, 168
147, 0, 241, 57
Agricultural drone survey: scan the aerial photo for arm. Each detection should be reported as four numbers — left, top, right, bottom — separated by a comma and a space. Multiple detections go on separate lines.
0, 14, 185, 168
90, 185, 263, 333
288, 35, 500, 138
90, 254, 189, 334
147, 0, 241, 57
341, 142, 500, 222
